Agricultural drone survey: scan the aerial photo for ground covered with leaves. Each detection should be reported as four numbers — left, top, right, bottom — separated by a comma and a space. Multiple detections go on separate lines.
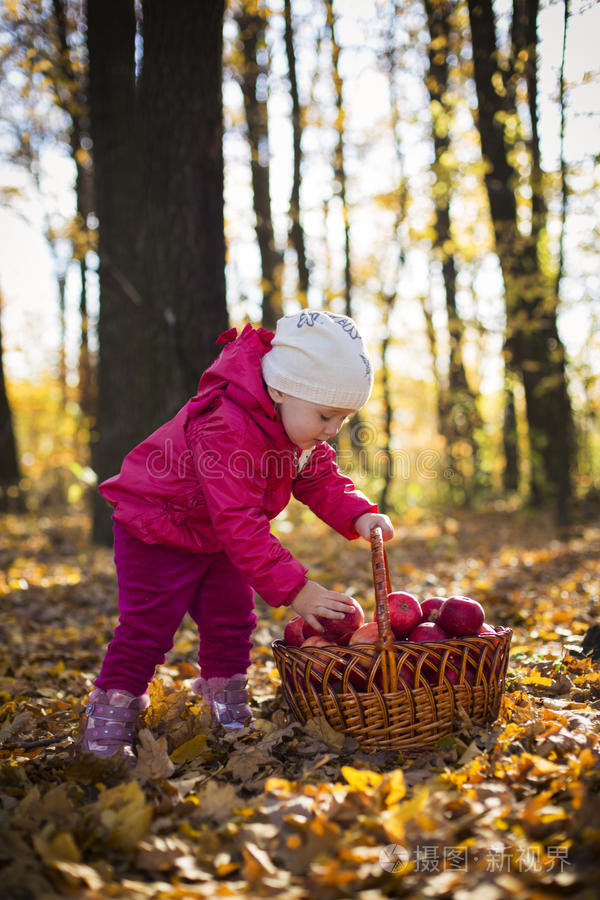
1, 504, 600, 899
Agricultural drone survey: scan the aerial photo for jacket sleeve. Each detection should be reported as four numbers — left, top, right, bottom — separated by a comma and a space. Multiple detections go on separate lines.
292, 443, 377, 539
189, 410, 308, 608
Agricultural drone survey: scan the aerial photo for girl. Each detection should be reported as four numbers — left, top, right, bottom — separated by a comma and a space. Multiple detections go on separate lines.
82, 311, 393, 760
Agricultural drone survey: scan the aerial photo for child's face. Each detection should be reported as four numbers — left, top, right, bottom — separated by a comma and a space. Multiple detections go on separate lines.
267, 388, 355, 450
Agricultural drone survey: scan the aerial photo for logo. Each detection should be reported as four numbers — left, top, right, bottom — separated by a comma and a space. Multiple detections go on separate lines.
379, 844, 411, 874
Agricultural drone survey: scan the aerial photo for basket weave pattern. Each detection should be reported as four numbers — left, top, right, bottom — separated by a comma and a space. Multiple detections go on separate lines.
272, 527, 512, 754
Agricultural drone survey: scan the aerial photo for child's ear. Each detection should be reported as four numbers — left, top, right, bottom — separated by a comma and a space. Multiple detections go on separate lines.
267, 385, 285, 403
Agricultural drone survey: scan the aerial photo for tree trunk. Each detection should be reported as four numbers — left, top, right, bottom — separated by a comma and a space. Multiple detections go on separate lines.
234, 1, 282, 330
467, 0, 574, 523
78, 256, 95, 421
0, 302, 21, 509
284, 0, 309, 304
377, 299, 394, 514
87, 0, 145, 544
88, 0, 228, 544
52, 0, 95, 418
502, 380, 519, 493
325, 0, 351, 318
424, 0, 481, 502
139, 0, 228, 418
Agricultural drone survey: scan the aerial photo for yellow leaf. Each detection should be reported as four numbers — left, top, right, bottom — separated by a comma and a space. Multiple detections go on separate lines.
518, 675, 553, 687
264, 777, 296, 794
381, 769, 406, 806
341, 766, 383, 793
169, 732, 207, 766
381, 786, 431, 841
92, 781, 153, 851
33, 831, 81, 864
527, 754, 563, 776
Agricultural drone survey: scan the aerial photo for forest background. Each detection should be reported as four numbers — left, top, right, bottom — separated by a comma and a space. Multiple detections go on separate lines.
0, 0, 598, 531
0, 1, 600, 899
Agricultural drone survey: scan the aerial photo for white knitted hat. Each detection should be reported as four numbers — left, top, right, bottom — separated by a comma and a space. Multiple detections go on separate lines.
262, 310, 373, 409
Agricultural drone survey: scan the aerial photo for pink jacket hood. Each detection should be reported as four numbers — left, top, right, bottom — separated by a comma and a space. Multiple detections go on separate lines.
186, 324, 286, 446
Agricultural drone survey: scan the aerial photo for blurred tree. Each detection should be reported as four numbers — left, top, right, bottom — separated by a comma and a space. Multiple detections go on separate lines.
502, 379, 520, 493
0, 295, 21, 509
51, 0, 95, 419
138, 0, 228, 416
88, 0, 228, 543
233, 0, 283, 330
0, 0, 93, 410
467, 0, 574, 522
284, 0, 309, 303
324, 0, 351, 318
375, 0, 409, 513
325, 0, 366, 456
424, 0, 481, 503
87, 0, 143, 543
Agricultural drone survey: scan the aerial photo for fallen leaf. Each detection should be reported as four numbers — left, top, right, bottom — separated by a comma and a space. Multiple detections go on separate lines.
87, 780, 153, 851
192, 780, 240, 824
133, 728, 175, 781
169, 732, 207, 766
303, 716, 346, 753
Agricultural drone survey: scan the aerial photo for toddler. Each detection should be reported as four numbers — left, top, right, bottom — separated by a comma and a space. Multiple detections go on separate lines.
82, 310, 393, 760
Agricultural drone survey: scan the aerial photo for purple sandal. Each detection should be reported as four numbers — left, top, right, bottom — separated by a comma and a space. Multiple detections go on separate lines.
81, 688, 149, 762
194, 674, 253, 730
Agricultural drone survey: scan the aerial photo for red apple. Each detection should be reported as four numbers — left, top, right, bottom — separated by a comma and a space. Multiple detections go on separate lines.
300, 636, 342, 689
348, 622, 380, 645
479, 622, 496, 635
302, 597, 365, 641
438, 595, 485, 637
406, 621, 449, 642
336, 631, 354, 646
372, 660, 415, 692
423, 663, 459, 686
284, 615, 306, 647
397, 663, 415, 689
387, 592, 423, 639
301, 635, 331, 648
346, 623, 379, 690
420, 597, 446, 622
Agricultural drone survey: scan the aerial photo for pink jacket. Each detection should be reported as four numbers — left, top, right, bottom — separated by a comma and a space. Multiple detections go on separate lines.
99, 324, 377, 607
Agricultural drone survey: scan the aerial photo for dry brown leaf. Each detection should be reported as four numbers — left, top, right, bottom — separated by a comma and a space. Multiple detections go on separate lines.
133, 728, 176, 782
303, 716, 346, 752
192, 780, 240, 824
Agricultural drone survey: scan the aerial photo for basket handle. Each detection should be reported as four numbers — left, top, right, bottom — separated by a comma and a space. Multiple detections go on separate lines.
370, 526, 393, 643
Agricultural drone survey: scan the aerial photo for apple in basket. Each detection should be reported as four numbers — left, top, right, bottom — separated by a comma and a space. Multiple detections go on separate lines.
406, 621, 449, 642
420, 597, 446, 622
422, 661, 459, 687
348, 622, 379, 645
283, 615, 306, 647
302, 597, 365, 641
437, 595, 485, 637
465, 663, 477, 684
345, 622, 379, 690
300, 635, 343, 689
301, 634, 332, 648
387, 591, 423, 639
476, 622, 497, 676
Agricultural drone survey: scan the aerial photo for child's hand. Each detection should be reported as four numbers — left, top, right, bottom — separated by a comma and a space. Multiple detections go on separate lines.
354, 512, 394, 541
291, 580, 357, 633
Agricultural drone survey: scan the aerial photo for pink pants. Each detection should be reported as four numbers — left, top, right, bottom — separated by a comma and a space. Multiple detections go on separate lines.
95, 521, 256, 696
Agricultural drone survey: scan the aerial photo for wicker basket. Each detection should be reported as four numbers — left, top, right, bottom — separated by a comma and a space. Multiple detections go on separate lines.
272, 526, 512, 754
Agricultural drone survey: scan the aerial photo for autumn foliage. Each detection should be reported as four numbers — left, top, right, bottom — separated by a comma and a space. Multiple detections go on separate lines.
1, 504, 599, 898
